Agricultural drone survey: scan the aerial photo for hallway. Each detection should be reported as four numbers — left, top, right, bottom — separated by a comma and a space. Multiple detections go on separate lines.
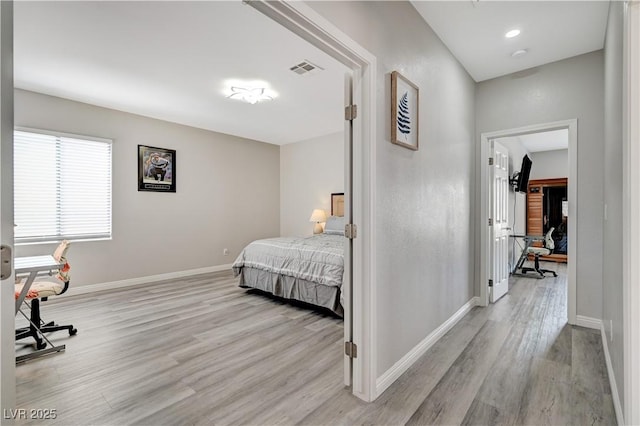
303, 263, 615, 425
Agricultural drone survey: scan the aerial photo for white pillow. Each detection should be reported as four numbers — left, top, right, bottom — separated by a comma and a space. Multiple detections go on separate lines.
324, 216, 345, 235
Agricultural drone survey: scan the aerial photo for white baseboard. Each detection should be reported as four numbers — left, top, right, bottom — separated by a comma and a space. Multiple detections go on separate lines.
66, 263, 234, 297
600, 324, 624, 426
375, 296, 480, 397
576, 315, 602, 330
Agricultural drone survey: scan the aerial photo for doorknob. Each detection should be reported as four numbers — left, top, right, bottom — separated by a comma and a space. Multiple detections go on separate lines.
0, 245, 12, 280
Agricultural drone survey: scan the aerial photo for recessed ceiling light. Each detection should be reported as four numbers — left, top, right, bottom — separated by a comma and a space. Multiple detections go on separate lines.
505, 29, 521, 38
511, 49, 528, 58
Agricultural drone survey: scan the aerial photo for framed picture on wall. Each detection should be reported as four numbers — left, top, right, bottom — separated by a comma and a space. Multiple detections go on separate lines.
138, 145, 176, 192
391, 71, 419, 151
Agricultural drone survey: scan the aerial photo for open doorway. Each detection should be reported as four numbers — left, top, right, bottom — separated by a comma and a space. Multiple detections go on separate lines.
3, 2, 375, 422
480, 119, 577, 325
3, 1, 377, 419
248, 2, 376, 401
496, 129, 569, 271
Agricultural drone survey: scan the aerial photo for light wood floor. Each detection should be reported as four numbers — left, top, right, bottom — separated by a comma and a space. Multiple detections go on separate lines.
15, 263, 615, 425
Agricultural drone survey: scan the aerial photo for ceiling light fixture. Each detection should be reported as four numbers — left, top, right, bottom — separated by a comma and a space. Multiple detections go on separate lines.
511, 49, 528, 58
227, 86, 273, 105
505, 29, 521, 38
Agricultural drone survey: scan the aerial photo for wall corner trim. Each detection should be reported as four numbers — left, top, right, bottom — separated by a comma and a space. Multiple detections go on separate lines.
374, 296, 480, 398
575, 315, 603, 330
65, 264, 234, 297
601, 323, 625, 425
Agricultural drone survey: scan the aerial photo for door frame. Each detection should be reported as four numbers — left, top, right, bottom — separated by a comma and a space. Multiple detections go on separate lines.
248, 1, 378, 402
0, 0, 14, 414
479, 119, 577, 326
623, 1, 640, 424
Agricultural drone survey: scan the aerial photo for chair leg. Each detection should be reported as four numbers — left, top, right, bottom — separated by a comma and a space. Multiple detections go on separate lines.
16, 299, 78, 348
15, 299, 47, 350
519, 254, 557, 278
34, 305, 77, 336
37, 301, 77, 336
534, 255, 544, 277
534, 254, 558, 277
537, 266, 558, 277
39, 323, 77, 336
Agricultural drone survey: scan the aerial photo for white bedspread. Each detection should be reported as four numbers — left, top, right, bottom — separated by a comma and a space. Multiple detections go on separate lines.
232, 234, 344, 287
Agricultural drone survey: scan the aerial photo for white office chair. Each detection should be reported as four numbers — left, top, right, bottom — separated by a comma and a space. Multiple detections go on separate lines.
15, 240, 77, 350
521, 227, 558, 278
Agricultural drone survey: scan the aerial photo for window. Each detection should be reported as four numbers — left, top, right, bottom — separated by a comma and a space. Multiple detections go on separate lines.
14, 129, 112, 244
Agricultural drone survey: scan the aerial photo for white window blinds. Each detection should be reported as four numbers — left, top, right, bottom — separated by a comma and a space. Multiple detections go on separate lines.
14, 129, 112, 244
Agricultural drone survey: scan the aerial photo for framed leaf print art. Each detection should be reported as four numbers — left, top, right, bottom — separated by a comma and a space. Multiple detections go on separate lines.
391, 71, 419, 150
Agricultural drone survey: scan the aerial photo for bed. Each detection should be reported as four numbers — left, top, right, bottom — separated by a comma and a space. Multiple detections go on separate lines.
232, 196, 345, 317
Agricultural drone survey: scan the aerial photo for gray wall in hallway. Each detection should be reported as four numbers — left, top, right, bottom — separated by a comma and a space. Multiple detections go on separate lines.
476, 51, 605, 320
602, 0, 625, 412
307, 1, 477, 377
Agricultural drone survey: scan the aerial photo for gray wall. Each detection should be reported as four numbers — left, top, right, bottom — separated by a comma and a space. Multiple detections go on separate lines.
476, 51, 605, 320
14, 89, 281, 287
308, 1, 476, 376
603, 0, 625, 412
280, 132, 344, 237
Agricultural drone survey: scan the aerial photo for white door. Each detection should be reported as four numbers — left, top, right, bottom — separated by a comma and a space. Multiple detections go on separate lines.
0, 0, 15, 412
343, 73, 353, 387
490, 140, 510, 303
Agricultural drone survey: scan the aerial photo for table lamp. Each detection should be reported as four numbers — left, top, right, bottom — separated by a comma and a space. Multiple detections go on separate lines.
309, 209, 327, 234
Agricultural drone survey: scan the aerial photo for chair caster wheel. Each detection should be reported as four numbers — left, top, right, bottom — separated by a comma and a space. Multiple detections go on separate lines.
36, 341, 47, 350
69, 328, 77, 336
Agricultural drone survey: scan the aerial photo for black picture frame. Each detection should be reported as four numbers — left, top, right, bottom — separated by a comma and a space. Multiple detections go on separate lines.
138, 145, 176, 192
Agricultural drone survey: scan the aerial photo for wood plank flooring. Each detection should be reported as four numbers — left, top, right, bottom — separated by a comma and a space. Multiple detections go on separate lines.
14, 263, 615, 425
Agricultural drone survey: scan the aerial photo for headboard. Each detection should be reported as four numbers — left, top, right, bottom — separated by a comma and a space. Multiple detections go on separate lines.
331, 193, 344, 217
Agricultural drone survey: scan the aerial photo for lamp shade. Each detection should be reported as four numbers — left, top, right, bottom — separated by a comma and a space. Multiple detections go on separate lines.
309, 209, 327, 223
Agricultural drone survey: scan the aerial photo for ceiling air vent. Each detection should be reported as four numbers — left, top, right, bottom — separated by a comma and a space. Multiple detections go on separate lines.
289, 60, 324, 76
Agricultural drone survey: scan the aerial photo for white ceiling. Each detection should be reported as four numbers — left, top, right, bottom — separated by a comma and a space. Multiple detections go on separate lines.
14, 1, 347, 145
14, 1, 612, 146
497, 128, 568, 153
519, 129, 568, 152
411, 0, 610, 82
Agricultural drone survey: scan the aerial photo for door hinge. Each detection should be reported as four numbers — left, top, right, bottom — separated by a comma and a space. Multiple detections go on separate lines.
488, 157, 494, 166
345, 341, 358, 358
345, 223, 357, 239
488, 279, 494, 287
488, 218, 493, 226
0, 245, 12, 280
345, 104, 358, 121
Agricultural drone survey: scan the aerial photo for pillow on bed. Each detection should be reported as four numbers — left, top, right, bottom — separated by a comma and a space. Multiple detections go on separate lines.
324, 216, 345, 235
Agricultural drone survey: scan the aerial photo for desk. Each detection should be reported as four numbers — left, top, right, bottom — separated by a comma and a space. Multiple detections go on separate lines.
14, 255, 65, 363
511, 234, 544, 275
